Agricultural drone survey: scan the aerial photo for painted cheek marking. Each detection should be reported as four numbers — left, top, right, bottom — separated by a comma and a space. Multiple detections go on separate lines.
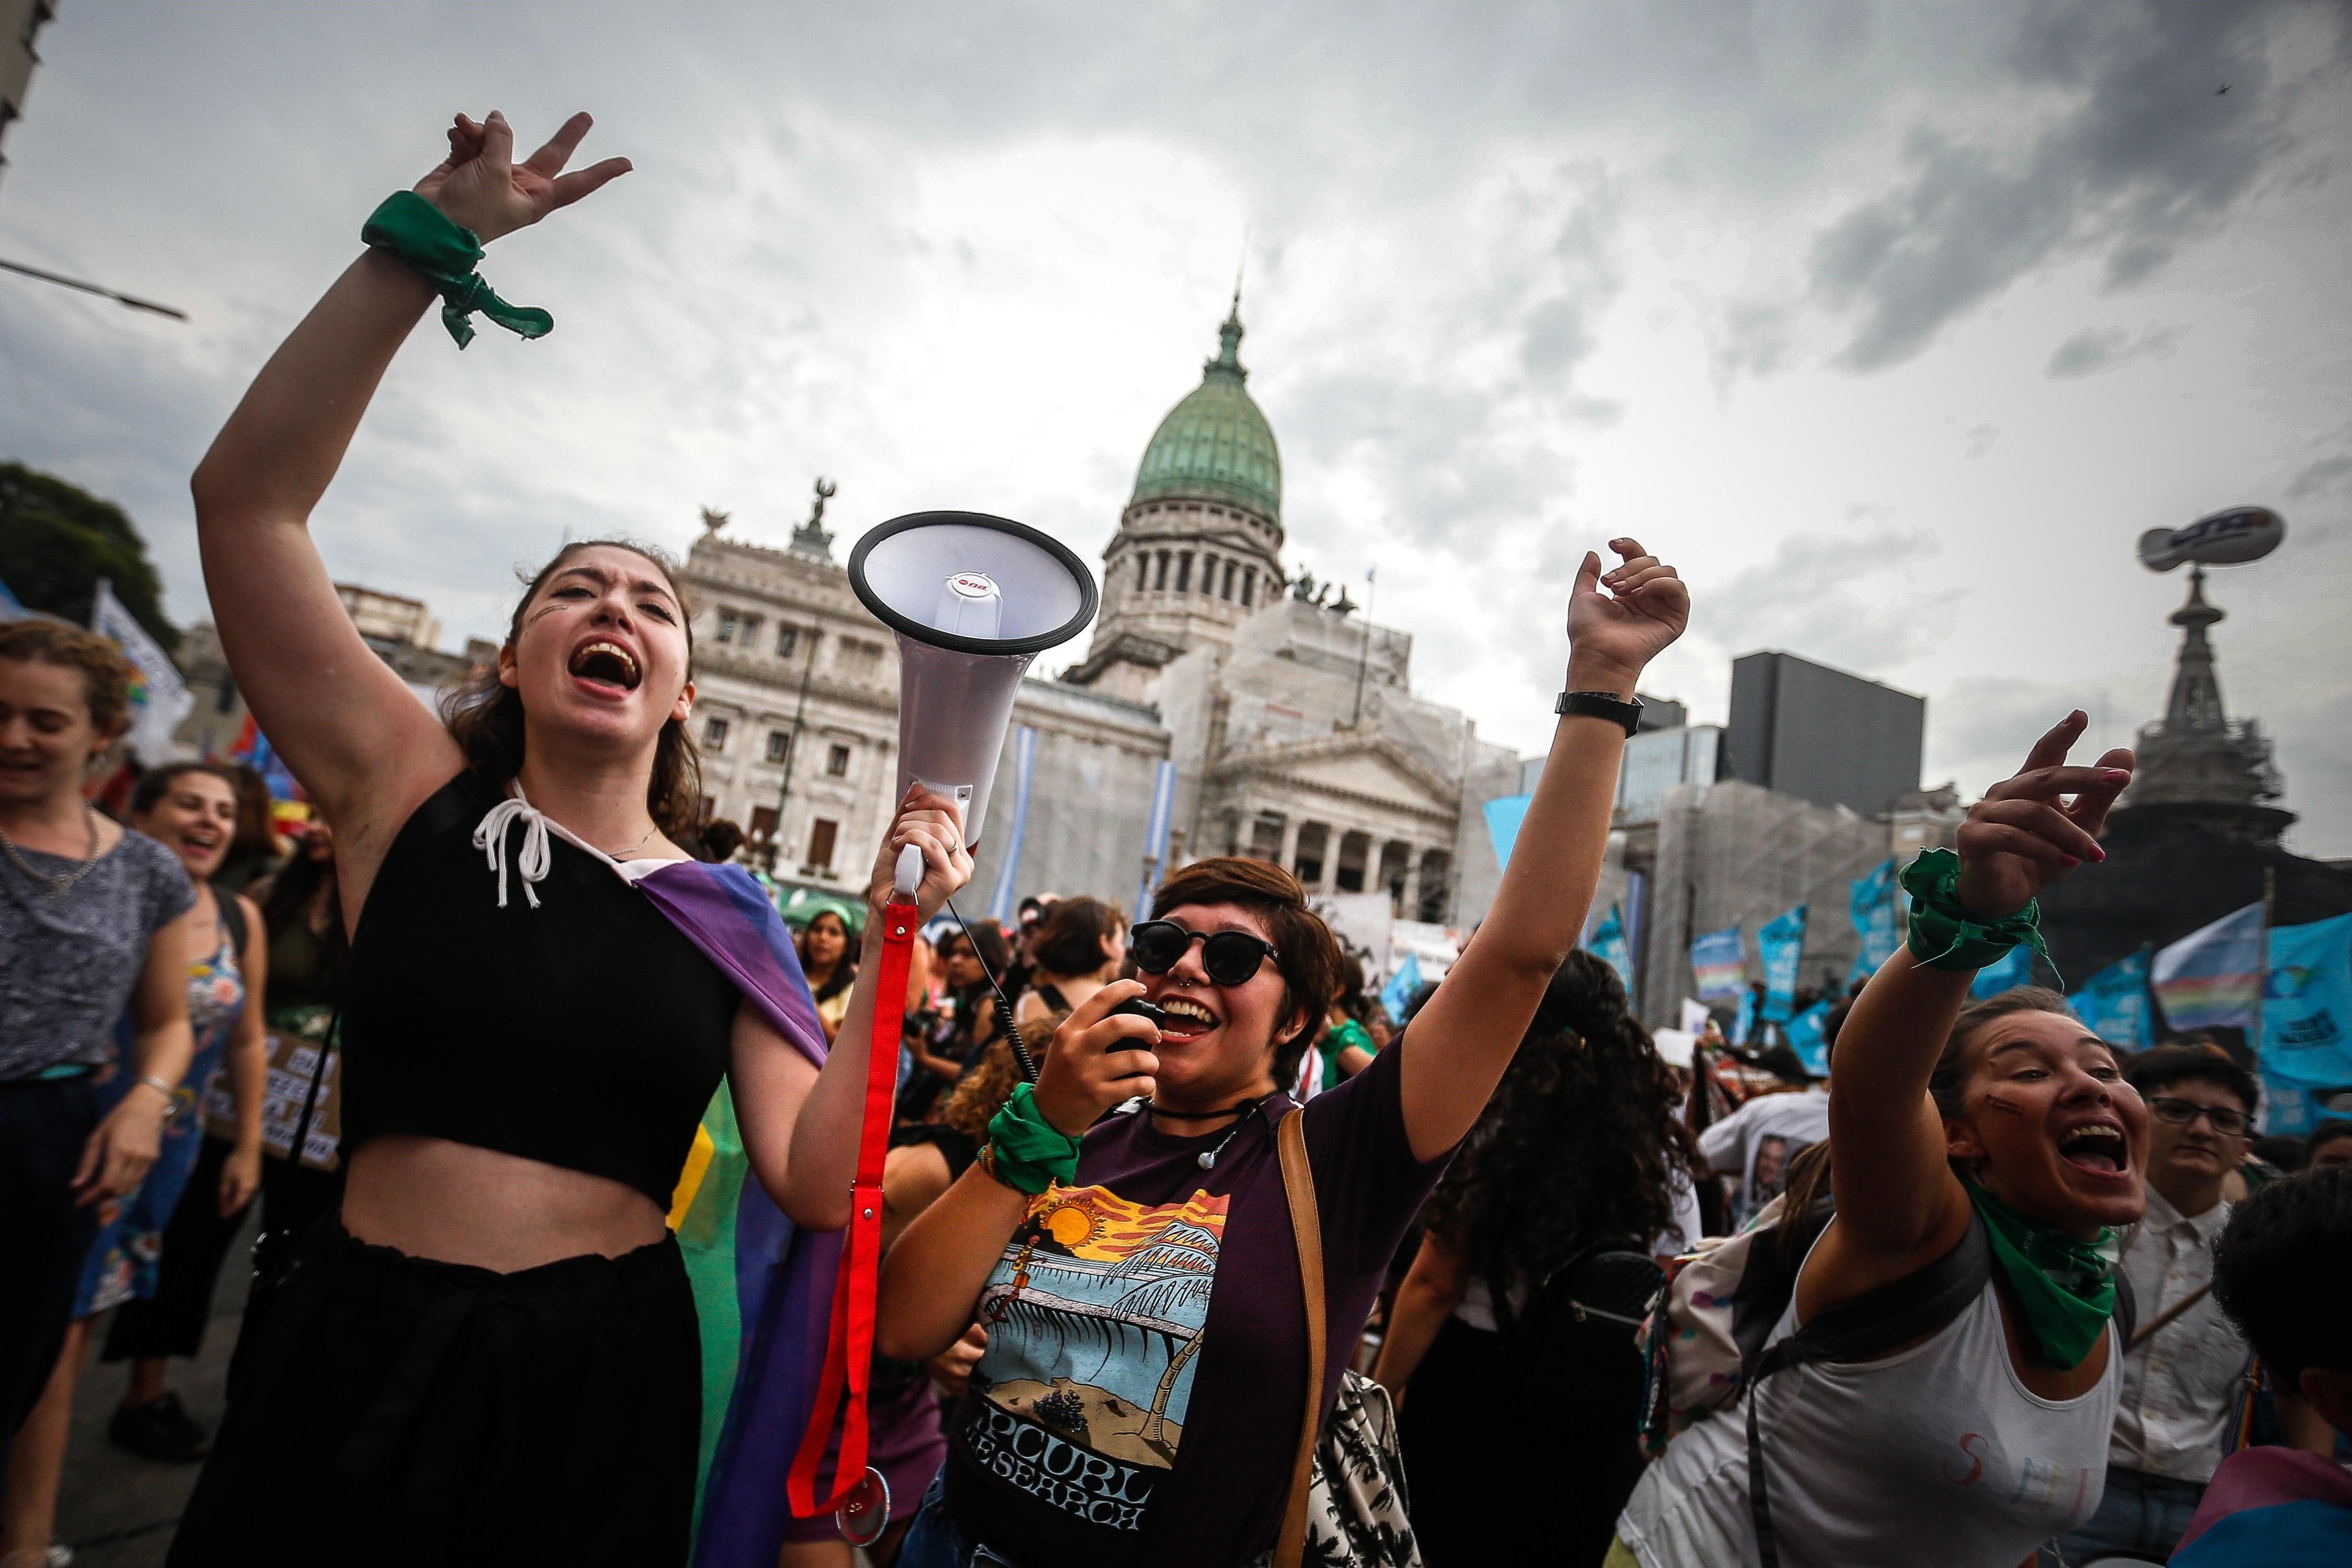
1982, 1092, 2028, 1116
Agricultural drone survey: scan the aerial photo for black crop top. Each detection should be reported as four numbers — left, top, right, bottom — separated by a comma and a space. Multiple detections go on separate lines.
339, 771, 739, 1208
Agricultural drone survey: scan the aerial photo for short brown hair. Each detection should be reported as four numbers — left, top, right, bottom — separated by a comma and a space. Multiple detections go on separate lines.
0, 618, 134, 737
1148, 856, 1346, 1086
1030, 895, 1127, 978
440, 539, 704, 841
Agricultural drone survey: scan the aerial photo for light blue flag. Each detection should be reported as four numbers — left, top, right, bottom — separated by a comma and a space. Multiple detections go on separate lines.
2069, 952, 2152, 1050
1758, 905, 1808, 1022
1971, 943, 2035, 998
1587, 904, 1631, 987
1848, 859, 1899, 983
2262, 913, 2352, 1089
1785, 999, 1834, 1077
1730, 988, 1757, 1046
1483, 794, 1532, 872
1133, 759, 1178, 920
985, 725, 1039, 922
1380, 952, 1423, 1025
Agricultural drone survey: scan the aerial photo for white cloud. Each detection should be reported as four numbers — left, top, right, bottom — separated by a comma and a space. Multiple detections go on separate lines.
1, 0, 2346, 854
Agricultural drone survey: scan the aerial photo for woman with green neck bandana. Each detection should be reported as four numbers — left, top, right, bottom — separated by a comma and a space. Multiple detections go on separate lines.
1617, 711, 2148, 1568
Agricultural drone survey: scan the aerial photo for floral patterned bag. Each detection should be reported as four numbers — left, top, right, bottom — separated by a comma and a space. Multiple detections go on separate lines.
1251, 1111, 1423, 1568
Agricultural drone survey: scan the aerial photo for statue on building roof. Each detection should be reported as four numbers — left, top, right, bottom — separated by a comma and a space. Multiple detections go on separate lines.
790, 476, 838, 562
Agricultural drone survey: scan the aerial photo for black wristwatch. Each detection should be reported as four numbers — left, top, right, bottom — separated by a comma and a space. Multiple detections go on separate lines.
1554, 689, 1643, 736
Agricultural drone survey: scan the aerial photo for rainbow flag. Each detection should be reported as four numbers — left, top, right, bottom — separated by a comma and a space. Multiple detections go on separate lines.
2153, 902, 2265, 1033
630, 860, 845, 1568
1690, 925, 1745, 1002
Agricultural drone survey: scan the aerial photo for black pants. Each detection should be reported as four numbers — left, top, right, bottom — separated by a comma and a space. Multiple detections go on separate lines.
106, 1140, 348, 1366
0, 1075, 101, 1459
170, 1221, 702, 1567
1398, 1315, 1647, 1567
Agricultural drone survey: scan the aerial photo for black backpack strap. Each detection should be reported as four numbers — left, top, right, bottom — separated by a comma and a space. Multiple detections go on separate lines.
213, 883, 248, 960
1744, 1213, 1991, 1568
2110, 1269, 2138, 1353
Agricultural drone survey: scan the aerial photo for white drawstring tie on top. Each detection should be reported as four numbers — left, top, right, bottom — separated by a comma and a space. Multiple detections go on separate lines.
472, 788, 553, 909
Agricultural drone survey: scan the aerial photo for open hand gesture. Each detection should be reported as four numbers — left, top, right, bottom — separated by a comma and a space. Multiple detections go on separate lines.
1566, 537, 1688, 691
415, 110, 631, 245
1956, 712, 2134, 919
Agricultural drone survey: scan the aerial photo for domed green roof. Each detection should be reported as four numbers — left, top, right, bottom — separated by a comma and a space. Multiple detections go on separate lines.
1131, 305, 1281, 522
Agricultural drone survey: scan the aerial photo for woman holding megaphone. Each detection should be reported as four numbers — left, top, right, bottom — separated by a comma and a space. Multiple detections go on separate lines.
170, 109, 947, 1564
823, 539, 1689, 1567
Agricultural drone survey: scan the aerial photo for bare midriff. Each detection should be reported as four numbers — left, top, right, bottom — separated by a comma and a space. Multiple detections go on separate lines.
340, 1135, 669, 1272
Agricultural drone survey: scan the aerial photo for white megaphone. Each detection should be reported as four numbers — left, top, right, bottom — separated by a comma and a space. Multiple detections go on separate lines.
848, 511, 1098, 846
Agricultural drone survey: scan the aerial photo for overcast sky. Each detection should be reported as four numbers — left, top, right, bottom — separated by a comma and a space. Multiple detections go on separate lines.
3, 1, 2347, 852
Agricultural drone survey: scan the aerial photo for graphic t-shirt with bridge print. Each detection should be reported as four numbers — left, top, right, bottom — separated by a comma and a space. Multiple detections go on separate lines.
941, 1042, 1447, 1566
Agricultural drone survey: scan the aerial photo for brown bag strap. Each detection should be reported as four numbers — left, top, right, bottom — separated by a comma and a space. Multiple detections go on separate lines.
1275, 1108, 1325, 1568
2129, 1281, 2212, 1351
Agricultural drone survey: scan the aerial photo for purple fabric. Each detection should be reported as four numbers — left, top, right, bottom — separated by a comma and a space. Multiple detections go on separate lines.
636, 863, 829, 1065
634, 862, 848, 1568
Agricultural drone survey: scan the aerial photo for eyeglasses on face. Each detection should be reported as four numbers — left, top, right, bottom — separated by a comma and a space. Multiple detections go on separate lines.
2148, 1096, 2250, 1136
1129, 919, 1279, 987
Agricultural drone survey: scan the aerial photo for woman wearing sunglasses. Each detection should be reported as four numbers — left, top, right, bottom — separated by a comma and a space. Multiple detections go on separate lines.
860, 539, 1687, 1568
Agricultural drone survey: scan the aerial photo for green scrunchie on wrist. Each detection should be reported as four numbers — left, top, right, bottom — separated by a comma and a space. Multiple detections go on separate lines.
1901, 846, 2051, 976
983, 1083, 1082, 1196
361, 191, 552, 349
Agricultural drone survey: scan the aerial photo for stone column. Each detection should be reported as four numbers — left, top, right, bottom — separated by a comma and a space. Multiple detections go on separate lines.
1400, 847, 1421, 920
1277, 815, 1301, 873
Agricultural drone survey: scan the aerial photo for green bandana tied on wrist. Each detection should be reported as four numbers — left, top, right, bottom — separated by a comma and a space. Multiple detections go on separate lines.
983, 1083, 1082, 1196
361, 191, 552, 349
1966, 1179, 2119, 1369
1901, 847, 2054, 979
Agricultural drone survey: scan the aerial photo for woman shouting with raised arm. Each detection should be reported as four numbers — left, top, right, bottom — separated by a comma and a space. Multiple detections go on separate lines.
170, 111, 874, 1566
1617, 713, 2145, 1568
850, 540, 1687, 1568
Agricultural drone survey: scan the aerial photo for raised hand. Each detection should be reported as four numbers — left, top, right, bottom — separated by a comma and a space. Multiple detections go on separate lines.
1566, 537, 1688, 692
1955, 711, 2134, 919
864, 784, 974, 927
414, 110, 631, 245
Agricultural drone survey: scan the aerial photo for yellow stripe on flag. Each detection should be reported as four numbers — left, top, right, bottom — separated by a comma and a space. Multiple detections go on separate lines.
668, 1122, 716, 1232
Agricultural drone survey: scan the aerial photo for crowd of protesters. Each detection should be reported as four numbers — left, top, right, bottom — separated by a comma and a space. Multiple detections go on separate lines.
5, 104, 2351, 1568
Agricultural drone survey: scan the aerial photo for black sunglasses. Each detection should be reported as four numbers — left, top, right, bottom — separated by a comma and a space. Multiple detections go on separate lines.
1130, 920, 1280, 987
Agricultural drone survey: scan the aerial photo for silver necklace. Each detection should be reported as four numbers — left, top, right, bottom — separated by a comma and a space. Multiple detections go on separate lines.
0, 802, 102, 899
605, 824, 659, 858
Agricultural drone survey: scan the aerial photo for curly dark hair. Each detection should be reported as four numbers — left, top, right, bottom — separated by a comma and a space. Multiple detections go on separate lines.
1421, 949, 1701, 1292
2212, 1166, 2352, 1384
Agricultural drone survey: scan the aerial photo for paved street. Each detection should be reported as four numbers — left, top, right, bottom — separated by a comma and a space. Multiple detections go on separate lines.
53, 1212, 254, 1568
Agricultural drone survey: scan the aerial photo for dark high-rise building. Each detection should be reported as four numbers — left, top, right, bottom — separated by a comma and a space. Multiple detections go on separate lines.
1725, 650, 1924, 818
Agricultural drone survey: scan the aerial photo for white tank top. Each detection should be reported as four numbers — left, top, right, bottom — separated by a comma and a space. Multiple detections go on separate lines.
1617, 1257, 2119, 1567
